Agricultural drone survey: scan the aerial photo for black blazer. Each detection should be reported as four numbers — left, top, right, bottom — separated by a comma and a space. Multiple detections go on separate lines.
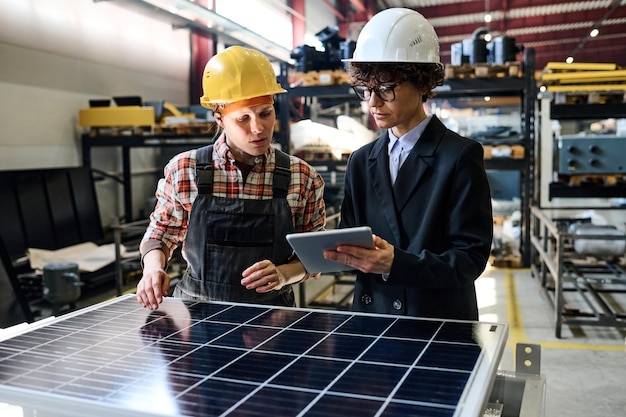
340, 116, 493, 320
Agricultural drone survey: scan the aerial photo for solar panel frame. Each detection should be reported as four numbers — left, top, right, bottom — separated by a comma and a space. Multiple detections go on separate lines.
0, 294, 508, 417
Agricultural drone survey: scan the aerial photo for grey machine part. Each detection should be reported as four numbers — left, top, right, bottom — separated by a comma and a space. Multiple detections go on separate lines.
483, 343, 546, 417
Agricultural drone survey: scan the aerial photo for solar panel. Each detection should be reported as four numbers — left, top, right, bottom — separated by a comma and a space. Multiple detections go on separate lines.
0, 295, 507, 417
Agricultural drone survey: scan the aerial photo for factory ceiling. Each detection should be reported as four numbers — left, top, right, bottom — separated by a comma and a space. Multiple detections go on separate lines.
105, 1, 626, 72
337, 0, 626, 72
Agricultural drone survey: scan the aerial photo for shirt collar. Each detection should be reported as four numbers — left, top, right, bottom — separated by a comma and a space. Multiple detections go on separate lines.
214, 134, 270, 165
387, 115, 432, 154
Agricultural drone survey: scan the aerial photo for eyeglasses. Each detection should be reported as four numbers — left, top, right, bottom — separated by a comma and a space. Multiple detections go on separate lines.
352, 82, 402, 102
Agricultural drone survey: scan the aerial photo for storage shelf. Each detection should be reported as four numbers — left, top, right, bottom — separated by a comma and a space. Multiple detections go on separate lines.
437, 51, 536, 267
436, 77, 527, 97
550, 102, 626, 119
546, 101, 626, 199
286, 84, 356, 98
485, 159, 527, 170
279, 51, 536, 267
549, 182, 626, 199
83, 133, 214, 147
530, 205, 626, 338
81, 132, 215, 222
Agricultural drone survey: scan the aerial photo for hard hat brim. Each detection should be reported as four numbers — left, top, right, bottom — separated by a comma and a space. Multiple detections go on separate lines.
342, 58, 439, 63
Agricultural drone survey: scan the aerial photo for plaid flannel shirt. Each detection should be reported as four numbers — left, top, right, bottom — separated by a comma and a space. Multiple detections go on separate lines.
140, 135, 326, 261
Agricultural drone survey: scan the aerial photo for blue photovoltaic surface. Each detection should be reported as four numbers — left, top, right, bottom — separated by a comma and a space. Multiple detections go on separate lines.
0, 294, 507, 417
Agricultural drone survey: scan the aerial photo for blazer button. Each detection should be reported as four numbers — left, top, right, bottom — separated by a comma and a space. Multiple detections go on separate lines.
392, 299, 402, 310
361, 294, 372, 305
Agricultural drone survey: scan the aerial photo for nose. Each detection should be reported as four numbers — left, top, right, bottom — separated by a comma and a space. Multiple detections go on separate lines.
250, 115, 264, 133
367, 92, 383, 105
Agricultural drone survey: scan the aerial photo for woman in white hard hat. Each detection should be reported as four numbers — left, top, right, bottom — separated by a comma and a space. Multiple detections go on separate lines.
323, 8, 493, 320
136, 46, 326, 310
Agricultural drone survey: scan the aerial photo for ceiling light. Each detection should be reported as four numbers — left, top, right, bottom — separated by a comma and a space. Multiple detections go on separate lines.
128, 0, 292, 62
484, 14, 492, 23
566, 56, 574, 63
590, 28, 599, 38
484, 96, 491, 102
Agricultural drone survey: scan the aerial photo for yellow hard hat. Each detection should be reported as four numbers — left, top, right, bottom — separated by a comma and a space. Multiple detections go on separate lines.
200, 46, 286, 108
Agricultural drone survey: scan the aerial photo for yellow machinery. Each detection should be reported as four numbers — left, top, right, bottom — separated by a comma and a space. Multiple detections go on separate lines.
78, 97, 196, 128
78, 106, 155, 128
539, 61, 626, 93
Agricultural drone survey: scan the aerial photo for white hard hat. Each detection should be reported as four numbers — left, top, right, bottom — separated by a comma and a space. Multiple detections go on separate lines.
344, 8, 440, 63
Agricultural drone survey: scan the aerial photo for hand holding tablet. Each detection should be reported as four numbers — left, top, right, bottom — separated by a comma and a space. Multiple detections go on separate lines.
286, 226, 374, 273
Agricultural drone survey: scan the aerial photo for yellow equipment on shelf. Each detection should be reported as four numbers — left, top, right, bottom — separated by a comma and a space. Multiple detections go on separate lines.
539, 61, 626, 93
78, 106, 155, 128
78, 95, 202, 129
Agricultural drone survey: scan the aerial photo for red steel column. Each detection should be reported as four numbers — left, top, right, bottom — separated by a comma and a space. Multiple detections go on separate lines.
189, 0, 216, 106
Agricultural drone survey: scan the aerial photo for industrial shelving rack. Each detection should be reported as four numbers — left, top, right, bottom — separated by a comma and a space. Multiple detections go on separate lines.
541, 100, 626, 200
429, 49, 537, 267
81, 133, 215, 222
529, 206, 626, 337
530, 84, 626, 337
275, 62, 362, 152
278, 50, 537, 268
275, 64, 364, 309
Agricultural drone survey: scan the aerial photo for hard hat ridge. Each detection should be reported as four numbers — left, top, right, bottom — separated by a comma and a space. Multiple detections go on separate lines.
344, 8, 440, 64
200, 46, 286, 108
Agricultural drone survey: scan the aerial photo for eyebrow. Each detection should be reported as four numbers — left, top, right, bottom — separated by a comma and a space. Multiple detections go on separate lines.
231, 105, 275, 117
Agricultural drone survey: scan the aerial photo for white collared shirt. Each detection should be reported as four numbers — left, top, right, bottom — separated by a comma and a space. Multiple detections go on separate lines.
387, 116, 432, 184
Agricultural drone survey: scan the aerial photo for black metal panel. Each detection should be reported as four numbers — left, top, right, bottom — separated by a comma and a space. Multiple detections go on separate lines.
0, 237, 34, 327
0, 167, 104, 261
46, 171, 82, 248
68, 169, 104, 243
15, 173, 57, 251
0, 180, 27, 261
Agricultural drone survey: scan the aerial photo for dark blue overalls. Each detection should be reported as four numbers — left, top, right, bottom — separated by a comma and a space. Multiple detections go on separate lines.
172, 145, 296, 306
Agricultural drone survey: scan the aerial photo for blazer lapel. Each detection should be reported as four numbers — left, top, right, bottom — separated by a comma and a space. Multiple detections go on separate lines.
368, 134, 403, 245
393, 116, 445, 212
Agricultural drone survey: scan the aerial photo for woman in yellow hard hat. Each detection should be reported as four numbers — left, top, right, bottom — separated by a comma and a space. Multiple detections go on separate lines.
136, 46, 326, 309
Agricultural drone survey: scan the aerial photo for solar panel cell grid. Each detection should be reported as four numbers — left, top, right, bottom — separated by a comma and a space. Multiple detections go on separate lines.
0, 295, 507, 417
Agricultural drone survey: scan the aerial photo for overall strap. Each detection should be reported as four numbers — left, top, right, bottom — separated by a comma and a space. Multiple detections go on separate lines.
196, 145, 291, 197
195, 145, 214, 195
273, 149, 291, 199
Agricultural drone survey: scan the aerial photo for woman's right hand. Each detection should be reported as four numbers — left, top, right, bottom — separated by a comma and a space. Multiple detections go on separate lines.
136, 249, 170, 310
136, 268, 171, 310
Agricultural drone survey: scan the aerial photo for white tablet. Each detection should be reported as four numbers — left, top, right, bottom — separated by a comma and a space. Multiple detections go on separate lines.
286, 226, 374, 274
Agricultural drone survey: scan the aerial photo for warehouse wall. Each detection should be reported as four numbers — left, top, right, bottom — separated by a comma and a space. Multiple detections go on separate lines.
304, 0, 340, 41
0, 0, 338, 227
0, 0, 191, 225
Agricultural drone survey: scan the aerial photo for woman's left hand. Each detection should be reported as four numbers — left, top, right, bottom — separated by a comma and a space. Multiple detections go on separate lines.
241, 260, 285, 293
323, 234, 394, 275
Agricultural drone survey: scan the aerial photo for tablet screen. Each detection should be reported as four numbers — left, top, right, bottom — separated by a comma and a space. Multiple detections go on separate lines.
286, 226, 374, 273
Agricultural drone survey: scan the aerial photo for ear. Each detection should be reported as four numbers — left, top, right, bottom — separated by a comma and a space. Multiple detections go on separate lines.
214, 112, 224, 128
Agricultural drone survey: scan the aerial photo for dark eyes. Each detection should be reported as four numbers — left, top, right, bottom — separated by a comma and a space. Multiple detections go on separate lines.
236, 110, 273, 122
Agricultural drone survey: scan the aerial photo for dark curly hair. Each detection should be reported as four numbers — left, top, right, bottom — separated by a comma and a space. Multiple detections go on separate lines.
347, 62, 445, 102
